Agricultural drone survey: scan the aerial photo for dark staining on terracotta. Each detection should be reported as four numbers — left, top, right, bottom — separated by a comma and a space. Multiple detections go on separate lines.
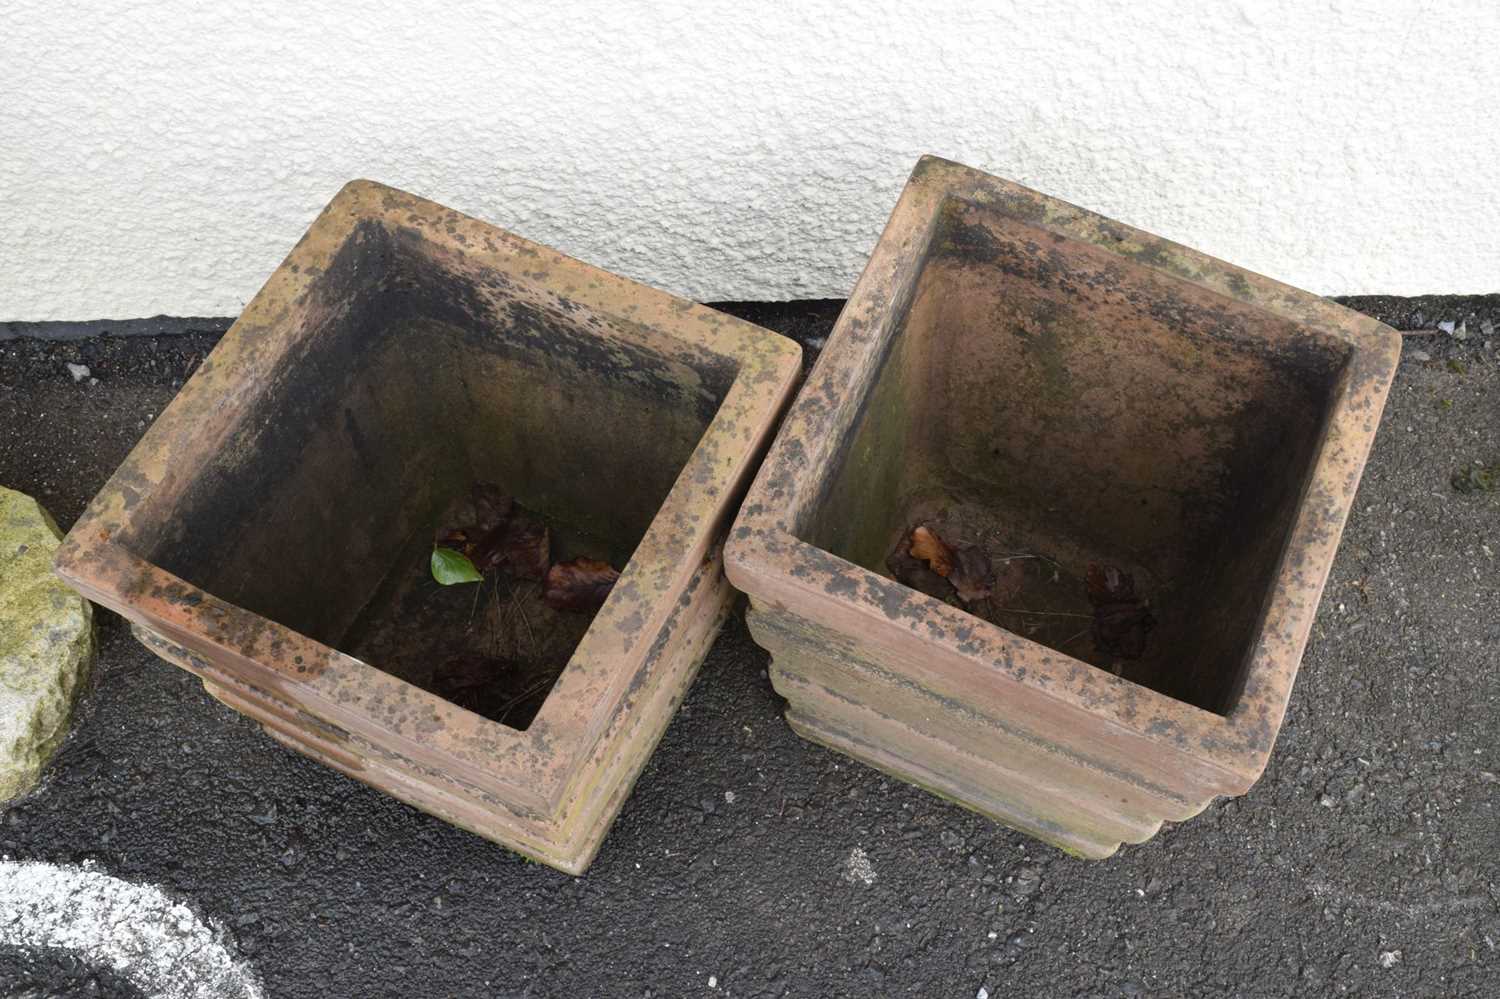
116, 481, 142, 511
863, 574, 920, 624
759, 617, 1196, 812
931, 200, 1008, 265
626, 568, 715, 701
615, 607, 647, 638
395, 223, 734, 423
822, 573, 860, 599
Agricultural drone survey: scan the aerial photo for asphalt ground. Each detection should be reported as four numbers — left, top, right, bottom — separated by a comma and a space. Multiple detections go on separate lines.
0, 297, 1496, 998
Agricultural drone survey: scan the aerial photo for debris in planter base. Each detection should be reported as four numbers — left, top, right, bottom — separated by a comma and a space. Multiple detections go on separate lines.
1084, 562, 1155, 664
345, 486, 620, 731
884, 504, 1159, 685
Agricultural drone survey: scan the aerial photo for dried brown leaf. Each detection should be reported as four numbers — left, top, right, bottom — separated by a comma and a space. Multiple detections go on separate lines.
1086, 563, 1136, 603
433, 482, 553, 582
435, 527, 471, 554
908, 524, 995, 604
435, 480, 516, 540
473, 515, 551, 579
543, 557, 620, 612
1085, 562, 1155, 660
503, 519, 552, 579
469, 483, 514, 530
886, 537, 953, 600
948, 546, 994, 603
909, 525, 955, 577
435, 484, 513, 547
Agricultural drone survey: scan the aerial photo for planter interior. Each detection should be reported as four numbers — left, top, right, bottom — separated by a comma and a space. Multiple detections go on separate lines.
137, 221, 728, 729
802, 197, 1348, 714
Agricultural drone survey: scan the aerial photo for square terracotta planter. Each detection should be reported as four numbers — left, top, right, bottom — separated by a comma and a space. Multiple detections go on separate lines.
55, 180, 800, 874
725, 157, 1400, 857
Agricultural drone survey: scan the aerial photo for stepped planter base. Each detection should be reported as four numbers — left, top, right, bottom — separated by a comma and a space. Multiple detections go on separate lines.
56, 181, 800, 874
726, 156, 1400, 857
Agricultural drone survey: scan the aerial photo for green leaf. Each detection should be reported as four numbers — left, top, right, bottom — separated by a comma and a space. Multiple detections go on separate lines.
431, 546, 483, 585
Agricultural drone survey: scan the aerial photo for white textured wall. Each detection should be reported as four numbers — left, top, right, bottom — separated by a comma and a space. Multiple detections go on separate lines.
2, 1, 1496, 321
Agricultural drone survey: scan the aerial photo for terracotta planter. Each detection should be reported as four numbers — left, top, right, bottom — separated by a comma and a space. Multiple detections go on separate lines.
725, 157, 1400, 857
55, 181, 800, 874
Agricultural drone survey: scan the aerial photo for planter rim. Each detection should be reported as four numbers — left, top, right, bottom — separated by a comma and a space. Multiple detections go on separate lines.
726, 155, 1400, 787
56, 179, 800, 813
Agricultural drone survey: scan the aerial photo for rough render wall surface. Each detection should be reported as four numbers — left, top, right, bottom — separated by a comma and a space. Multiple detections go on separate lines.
2, 1, 1497, 321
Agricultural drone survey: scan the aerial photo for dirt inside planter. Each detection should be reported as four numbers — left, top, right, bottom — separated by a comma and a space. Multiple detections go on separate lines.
342, 496, 617, 731
884, 500, 1161, 678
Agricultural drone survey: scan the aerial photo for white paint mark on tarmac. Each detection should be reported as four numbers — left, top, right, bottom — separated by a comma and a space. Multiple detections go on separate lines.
0, 859, 262, 999
841, 846, 876, 886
